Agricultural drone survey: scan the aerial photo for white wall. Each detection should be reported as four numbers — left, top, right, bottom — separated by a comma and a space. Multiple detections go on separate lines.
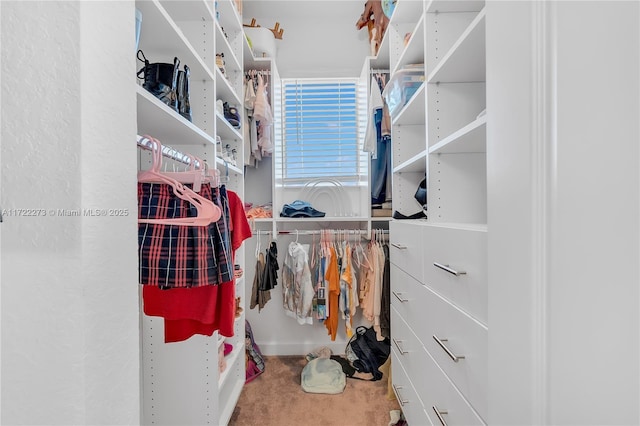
243, 0, 371, 78
1, 1, 139, 424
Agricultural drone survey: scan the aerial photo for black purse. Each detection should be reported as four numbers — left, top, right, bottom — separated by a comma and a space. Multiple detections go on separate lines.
414, 177, 427, 208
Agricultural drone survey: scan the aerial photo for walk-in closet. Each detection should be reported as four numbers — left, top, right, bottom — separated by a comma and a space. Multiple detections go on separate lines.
1, 1, 639, 425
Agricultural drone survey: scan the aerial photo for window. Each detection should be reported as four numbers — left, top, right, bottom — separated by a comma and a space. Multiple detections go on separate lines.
275, 78, 367, 186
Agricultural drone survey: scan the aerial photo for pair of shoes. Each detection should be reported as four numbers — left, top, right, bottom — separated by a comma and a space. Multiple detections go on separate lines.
280, 200, 326, 218
392, 210, 427, 220
137, 50, 191, 121
223, 102, 241, 129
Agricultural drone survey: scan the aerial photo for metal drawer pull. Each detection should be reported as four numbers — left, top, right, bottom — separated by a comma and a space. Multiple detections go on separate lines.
391, 243, 407, 250
392, 291, 408, 302
434, 262, 466, 276
392, 338, 408, 355
392, 384, 409, 406
432, 406, 448, 426
432, 335, 465, 362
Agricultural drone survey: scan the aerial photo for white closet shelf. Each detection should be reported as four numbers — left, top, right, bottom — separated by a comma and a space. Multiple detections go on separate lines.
393, 149, 427, 174
137, 85, 216, 146
219, 363, 244, 426
424, 222, 488, 233
429, 115, 486, 154
216, 112, 243, 140
218, 342, 245, 388
243, 41, 273, 70
427, 8, 486, 84
426, 0, 485, 13
216, 67, 242, 105
390, 0, 425, 24
392, 15, 425, 76
215, 157, 243, 175
136, 0, 215, 83
276, 217, 373, 223
370, 27, 391, 69
158, 0, 213, 22
392, 83, 426, 126
216, 20, 242, 72
216, 0, 243, 33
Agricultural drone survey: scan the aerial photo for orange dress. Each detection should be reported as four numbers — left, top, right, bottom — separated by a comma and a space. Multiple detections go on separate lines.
324, 247, 340, 341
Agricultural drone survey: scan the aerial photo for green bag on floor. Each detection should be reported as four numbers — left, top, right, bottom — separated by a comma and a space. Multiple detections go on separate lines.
301, 358, 346, 394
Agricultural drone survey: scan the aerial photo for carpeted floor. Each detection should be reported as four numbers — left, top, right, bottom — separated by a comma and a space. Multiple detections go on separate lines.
229, 355, 401, 426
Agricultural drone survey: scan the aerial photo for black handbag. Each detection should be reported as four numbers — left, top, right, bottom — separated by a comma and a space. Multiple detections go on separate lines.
414, 177, 427, 208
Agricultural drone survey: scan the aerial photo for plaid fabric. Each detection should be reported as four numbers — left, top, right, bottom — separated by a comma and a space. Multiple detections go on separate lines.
138, 182, 234, 288
138, 182, 217, 288
199, 184, 234, 284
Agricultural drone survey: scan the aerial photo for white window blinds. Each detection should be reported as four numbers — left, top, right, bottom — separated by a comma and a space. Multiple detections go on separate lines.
277, 78, 366, 185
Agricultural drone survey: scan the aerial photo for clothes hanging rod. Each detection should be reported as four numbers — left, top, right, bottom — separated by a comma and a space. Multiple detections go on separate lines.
245, 69, 271, 75
137, 135, 202, 169
253, 229, 388, 236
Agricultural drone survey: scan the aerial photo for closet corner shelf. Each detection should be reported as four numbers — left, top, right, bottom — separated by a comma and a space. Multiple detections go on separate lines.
391, 15, 425, 76
429, 115, 487, 154
216, 112, 244, 141
393, 149, 427, 174
427, 8, 486, 84
137, 85, 216, 146
216, 68, 242, 105
392, 83, 426, 126
243, 41, 273, 70
136, 0, 215, 83
216, 20, 242, 72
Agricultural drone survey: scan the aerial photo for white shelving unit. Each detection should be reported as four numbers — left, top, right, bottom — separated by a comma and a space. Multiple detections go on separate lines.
136, 1, 246, 424
382, 1, 489, 425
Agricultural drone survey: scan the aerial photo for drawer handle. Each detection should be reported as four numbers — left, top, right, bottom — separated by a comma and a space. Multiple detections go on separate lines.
432, 335, 465, 362
391, 243, 407, 250
432, 406, 449, 426
392, 291, 408, 302
392, 338, 408, 355
434, 262, 466, 276
392, 384, 409, 406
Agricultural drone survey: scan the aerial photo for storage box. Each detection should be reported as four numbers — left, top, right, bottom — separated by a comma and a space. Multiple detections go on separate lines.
383, 65, 425, 117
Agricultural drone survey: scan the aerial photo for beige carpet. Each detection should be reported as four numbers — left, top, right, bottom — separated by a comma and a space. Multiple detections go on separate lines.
229, 355, 401, 426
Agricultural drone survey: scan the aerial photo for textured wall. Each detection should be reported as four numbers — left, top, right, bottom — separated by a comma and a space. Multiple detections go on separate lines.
1, 1, 139, 424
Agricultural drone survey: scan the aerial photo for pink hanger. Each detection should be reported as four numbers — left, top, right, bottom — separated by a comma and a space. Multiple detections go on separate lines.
138, 136, 221, 226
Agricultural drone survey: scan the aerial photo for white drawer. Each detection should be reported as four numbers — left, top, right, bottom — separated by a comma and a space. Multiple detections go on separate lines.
391, 347, 432, 426
422, 224, 488, 325
418, 285, 488, 421
390, 265, 426, 333
391, 306, 428, 387
390, 221, 425, 282
418, 349, 486, 426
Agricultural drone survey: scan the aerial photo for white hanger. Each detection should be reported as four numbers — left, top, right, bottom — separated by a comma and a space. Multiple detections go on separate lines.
138, 136, 221, 226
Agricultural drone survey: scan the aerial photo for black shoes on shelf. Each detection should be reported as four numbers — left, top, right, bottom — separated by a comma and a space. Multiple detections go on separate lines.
137, 50, 192, 122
